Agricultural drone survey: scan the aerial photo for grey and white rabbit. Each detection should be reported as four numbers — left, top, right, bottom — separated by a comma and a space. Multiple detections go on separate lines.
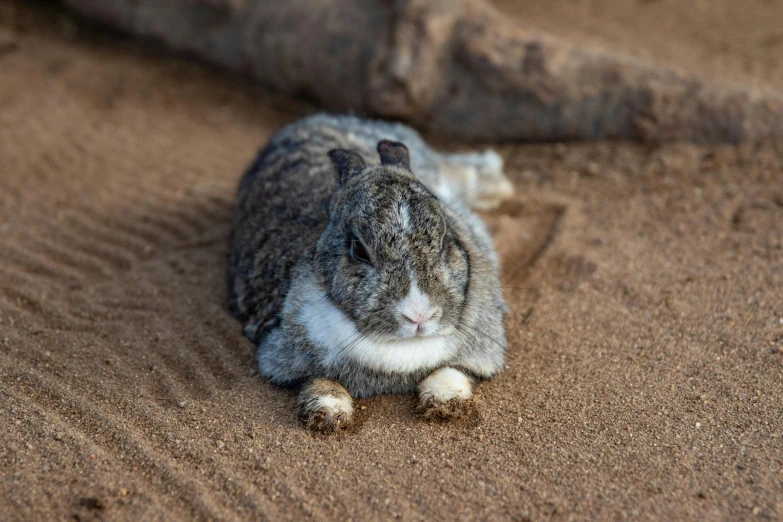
227, 114, 513, 432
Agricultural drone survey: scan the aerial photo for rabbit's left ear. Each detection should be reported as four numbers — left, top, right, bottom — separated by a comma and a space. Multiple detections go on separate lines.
377, 140, 411, 171
328, 149, 367, 186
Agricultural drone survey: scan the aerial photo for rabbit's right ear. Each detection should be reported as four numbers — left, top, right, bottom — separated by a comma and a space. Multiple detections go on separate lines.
328, 149, 366, 186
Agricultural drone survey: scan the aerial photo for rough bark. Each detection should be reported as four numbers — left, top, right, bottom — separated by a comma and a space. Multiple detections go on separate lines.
63, 0, 783, 142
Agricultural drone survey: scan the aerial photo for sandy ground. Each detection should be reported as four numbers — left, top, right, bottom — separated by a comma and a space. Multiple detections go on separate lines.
1, 1, 782, 520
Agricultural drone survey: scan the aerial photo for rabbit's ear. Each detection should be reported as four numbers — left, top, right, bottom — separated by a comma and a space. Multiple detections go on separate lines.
377, 140, 411, 171
328, 149, 367, 186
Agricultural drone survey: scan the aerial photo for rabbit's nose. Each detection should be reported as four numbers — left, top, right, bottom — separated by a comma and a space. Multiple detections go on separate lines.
402, 308, 441, 334
402, 309, 436, 326
396, 279, 440, 334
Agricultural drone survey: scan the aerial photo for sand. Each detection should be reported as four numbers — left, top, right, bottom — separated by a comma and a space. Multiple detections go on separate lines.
1, 1, 782, 520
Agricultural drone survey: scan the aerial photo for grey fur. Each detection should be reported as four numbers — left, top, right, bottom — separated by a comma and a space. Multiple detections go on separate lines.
227, 114, 507, 399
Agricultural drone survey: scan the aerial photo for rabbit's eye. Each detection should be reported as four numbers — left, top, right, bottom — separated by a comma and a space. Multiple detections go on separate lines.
350, 239, 373, 266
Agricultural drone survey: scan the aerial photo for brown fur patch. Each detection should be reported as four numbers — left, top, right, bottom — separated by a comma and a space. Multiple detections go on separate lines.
301, 378, 352, 399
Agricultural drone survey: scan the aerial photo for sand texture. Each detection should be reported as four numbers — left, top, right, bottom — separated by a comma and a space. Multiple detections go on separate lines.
1, 2, 782, 520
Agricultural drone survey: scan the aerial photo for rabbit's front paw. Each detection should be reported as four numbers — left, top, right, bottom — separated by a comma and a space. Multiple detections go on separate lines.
297, 378, 354, 433
417, 367, 473, 420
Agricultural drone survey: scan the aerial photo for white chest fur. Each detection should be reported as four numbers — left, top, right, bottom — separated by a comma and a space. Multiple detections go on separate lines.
296, 285, 456, 374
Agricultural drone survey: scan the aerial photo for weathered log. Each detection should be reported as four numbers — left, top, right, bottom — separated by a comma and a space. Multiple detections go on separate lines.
63, 0, 783, 142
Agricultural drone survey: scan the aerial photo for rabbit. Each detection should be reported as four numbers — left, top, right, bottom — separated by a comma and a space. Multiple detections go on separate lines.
227, 113, 513, 432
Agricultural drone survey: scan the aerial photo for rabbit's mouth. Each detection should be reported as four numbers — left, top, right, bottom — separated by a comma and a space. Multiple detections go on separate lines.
396, 321, 441, 339
374, 322, 457, 343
